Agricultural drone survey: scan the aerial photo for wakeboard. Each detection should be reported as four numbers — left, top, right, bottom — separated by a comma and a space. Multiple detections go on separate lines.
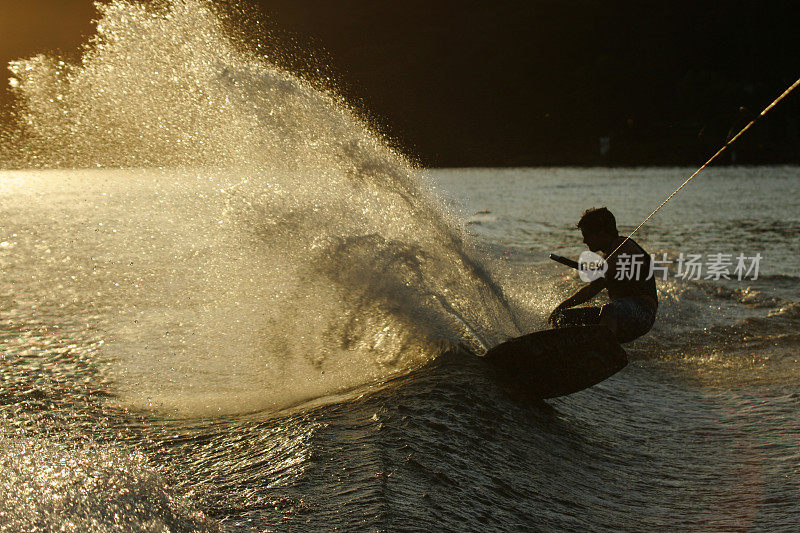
485, 325, 627, 399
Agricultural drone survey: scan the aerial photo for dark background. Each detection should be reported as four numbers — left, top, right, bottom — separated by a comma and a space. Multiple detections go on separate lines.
2, 0, 799, 166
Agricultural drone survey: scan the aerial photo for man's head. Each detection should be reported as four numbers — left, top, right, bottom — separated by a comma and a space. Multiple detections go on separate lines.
577, 207, 618, 253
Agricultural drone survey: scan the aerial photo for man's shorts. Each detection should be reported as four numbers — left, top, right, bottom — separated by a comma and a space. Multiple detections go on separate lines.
551, 297, 657, 343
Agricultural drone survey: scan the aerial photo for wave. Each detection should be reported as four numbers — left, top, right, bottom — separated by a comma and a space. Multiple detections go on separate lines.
1, 0, 520, 416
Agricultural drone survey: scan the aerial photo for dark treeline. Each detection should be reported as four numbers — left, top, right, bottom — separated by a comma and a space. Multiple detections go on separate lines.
252, 0, 800, 167
2, 1, 798, 167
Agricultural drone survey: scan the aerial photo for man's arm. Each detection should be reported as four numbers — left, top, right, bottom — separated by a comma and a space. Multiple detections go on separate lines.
548, 278, 605, 324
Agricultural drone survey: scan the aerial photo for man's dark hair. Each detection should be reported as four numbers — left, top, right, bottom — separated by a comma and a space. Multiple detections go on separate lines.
577, 207, 617, 234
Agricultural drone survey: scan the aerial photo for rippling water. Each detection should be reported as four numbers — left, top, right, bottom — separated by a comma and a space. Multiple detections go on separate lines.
2, 166, 798, 531
1, 1, 799, 530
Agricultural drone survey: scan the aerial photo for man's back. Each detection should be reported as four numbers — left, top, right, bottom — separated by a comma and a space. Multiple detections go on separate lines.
603, 237, 658, 307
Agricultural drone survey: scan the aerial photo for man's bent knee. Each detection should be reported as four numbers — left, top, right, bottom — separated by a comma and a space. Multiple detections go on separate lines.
599, 314, 618, 337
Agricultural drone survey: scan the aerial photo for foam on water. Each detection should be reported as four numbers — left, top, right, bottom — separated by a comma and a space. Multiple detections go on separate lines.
1, 0, 520, 416
0, 433, 216, 531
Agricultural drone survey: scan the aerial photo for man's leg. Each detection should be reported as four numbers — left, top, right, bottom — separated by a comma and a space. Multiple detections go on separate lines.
598, 314, 619, 337
599, 298, 656, 343
551, 307, 602, 328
